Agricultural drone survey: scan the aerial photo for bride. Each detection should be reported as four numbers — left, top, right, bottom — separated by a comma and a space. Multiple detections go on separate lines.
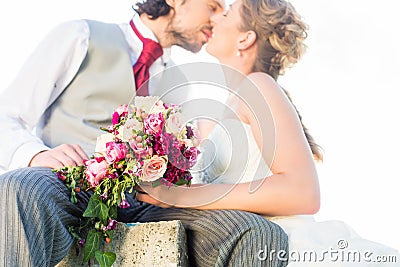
136, 0, 399, 265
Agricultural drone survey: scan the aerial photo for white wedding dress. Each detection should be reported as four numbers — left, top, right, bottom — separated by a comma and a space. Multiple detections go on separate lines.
197, 118, 399, 266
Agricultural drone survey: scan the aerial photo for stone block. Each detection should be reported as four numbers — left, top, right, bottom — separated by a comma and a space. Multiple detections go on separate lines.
56, 220, 188, 267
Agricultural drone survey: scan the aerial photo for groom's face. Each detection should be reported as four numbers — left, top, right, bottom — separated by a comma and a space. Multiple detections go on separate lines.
168, 0, 225, 53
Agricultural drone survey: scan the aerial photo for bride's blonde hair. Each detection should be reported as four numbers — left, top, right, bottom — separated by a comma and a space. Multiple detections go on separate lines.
240, 0, 323, 161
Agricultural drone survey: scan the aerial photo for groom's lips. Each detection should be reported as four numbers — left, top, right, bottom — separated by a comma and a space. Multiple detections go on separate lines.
201, 28, 213, 42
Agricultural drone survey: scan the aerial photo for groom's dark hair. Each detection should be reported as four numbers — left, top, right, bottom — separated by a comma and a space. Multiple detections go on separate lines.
134, 0, 174, 19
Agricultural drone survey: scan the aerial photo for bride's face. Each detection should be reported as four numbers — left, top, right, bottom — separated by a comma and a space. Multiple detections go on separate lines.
206, 0, 243, 61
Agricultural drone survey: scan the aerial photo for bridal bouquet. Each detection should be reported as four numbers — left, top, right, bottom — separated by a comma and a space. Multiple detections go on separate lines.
54, 96, 199, 267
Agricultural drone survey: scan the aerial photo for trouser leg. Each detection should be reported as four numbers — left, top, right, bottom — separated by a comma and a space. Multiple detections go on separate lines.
0, 167, 90, 267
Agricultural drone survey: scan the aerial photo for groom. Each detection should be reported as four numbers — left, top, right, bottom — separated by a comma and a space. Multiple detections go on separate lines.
0, 0, 289, 266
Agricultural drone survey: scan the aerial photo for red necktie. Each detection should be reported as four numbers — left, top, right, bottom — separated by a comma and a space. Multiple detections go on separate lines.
130, 20, 163, 96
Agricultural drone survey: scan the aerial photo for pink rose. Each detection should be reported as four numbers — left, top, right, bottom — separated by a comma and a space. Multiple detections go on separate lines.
104, 142, 128, 164
141, 155, 168, 182
112, 104, 129, 125
184, 146, 200, 168
115, 104, 129, 115
85, 158, 109, 187
144, 113, 165, 135
129, 140, 152, 160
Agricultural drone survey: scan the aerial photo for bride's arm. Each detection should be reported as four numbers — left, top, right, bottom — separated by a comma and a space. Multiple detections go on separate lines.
137, 73, 320, 216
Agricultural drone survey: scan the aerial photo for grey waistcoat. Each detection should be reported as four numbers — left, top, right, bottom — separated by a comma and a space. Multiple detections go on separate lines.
39, 20, 136, 155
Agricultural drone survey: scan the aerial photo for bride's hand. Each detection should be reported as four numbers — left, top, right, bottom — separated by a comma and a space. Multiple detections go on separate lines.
134, 183, 175, 208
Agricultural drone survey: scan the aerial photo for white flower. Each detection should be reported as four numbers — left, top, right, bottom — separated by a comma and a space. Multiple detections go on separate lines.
95, 133, 114, 154
117, 117, 143, 141
134, 96, 165, 114
165, 112, 185, 137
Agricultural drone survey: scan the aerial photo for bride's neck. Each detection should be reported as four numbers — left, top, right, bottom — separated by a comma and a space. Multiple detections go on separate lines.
219, 58, 255, 89
221, 66, 246, 90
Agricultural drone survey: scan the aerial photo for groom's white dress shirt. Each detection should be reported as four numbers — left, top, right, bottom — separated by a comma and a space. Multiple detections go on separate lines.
0, 15, 171, 171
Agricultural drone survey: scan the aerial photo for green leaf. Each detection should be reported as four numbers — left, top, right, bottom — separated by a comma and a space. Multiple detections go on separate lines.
109, 205, 118, 219
69, 178, 77, 203
106, 230, 114, 240
100, 126, 109, 132
83, 194, 100, 217
83, 194, 109, 221
83, 230, 102, 262
95, 251, 116, 267
174, 177, 189, 186
70, 192, 77, 204
98, 201, 109, 222
67, 226, 81, 241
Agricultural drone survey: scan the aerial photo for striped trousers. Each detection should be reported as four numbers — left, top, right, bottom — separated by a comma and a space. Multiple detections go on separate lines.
0, 167, 288, 267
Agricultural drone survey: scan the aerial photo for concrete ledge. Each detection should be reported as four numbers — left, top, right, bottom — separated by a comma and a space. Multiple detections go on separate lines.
57, 220, 188, 267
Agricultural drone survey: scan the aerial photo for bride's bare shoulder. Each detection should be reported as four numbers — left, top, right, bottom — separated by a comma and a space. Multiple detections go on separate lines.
241, 72, 286, 101
247, 72, 275, 81
246, 72, 278, 89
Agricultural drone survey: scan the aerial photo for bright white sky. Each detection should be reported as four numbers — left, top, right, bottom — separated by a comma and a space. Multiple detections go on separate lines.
1, 0, 399, 251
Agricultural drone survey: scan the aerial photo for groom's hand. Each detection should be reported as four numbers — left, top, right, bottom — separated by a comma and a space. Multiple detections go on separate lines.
29, 144, 89, 169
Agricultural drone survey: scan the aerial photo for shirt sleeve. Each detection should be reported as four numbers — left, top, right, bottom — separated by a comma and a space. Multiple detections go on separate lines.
0, 19, 90, 171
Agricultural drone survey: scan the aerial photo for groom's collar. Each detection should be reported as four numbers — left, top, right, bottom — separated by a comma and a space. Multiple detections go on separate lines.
132, 14, 171, 64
